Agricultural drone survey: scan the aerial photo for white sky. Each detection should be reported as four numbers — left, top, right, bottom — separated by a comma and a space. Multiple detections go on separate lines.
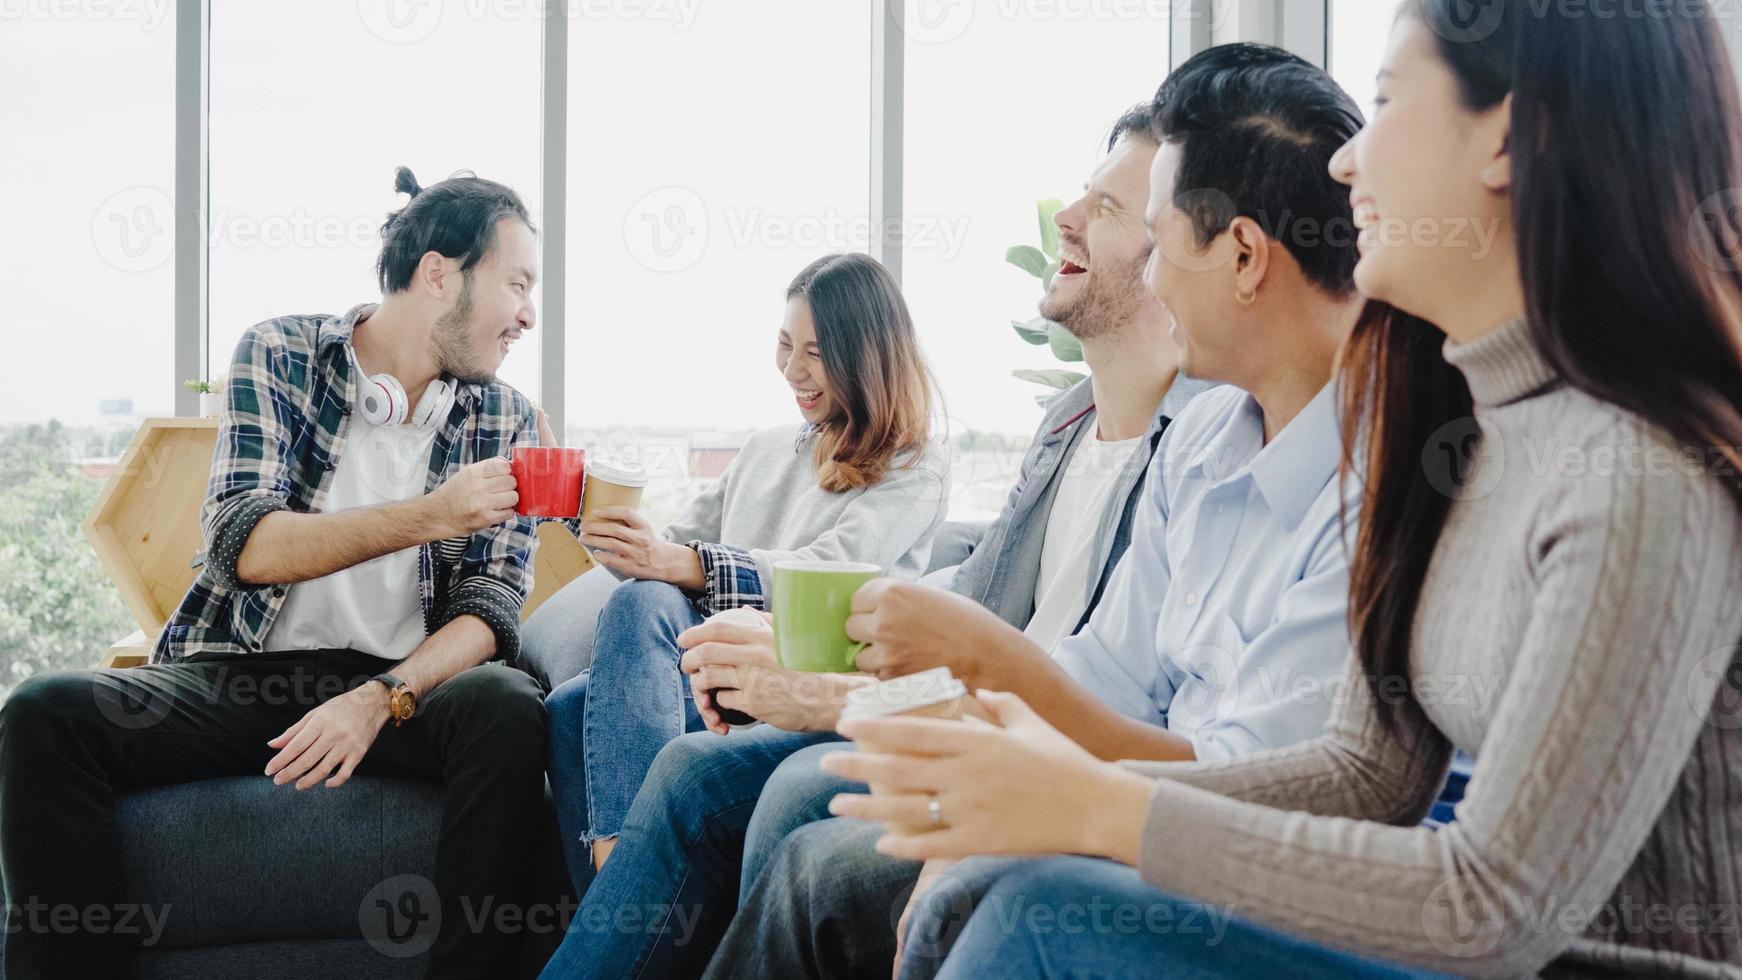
6, 0, 1735, 431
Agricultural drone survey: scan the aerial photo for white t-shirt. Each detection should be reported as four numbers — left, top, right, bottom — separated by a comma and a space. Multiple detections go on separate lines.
1023, 430, 1143, 652
265, 412, 438, 660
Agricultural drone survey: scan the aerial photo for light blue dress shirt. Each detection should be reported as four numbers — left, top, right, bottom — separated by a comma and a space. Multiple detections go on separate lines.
1050, 382, 1357, 762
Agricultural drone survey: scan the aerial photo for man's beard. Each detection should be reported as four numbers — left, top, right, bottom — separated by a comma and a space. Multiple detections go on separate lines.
430, 277, 494, 386
1039, 246, 1150, 342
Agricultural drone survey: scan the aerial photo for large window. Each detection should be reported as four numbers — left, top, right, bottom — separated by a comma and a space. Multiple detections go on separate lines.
207, 0, 545, 397
903, 5, 1172, 518
0, 3, 177, 689
563, 0, 871, 434
1, 5, 176, 427
562, 0, 871, 524
1330, 0, 1403, 115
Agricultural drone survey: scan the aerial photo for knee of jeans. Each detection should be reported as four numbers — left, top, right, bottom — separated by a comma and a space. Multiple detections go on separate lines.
599, 579, 692, 635
756, 750, 851, 838
632, 732, 724, 829
544, 672, 590, 729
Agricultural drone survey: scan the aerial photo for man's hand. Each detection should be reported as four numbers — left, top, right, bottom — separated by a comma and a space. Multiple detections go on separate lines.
581, 507, 705, 590
265, 683, 394, 790
846, 580, 1026, 687
679, 610, 776, 733
427, 457, 519, 537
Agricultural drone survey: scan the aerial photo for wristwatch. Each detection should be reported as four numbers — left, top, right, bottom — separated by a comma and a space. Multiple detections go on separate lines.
370, 673, 417, 726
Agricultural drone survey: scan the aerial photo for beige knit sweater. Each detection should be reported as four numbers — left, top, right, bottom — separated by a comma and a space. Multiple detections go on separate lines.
1126, 317, 1742, 978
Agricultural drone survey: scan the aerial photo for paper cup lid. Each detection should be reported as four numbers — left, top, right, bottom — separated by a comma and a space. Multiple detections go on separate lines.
840, 668, 966, 721
586, 457, 649, 487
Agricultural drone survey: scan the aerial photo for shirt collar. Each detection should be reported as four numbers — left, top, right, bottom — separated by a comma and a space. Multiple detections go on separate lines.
319, 302, 482, 408
1187, 381, 1343, 532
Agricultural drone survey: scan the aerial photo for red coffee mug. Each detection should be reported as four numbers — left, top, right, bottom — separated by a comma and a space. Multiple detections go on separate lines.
510, 447, 585, 518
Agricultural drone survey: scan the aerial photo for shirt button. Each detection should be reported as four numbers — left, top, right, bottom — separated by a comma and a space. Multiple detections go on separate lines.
1185, 592, 1199, 607
271, 585, 286, 598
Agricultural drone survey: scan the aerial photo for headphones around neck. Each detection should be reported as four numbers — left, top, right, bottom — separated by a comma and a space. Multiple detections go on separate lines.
349, 348, 456, 430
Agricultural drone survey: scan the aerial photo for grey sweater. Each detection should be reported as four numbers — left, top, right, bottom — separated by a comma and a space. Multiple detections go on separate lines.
661, 424, 951, 585
1124, 317, 1742, 978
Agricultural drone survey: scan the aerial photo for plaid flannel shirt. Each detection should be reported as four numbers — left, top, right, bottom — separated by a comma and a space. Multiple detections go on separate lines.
152, 304, 540, 666
686, 542, 768, 616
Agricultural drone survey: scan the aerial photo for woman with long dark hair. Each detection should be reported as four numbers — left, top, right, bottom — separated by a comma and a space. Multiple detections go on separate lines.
536, 252, 948, 885
821, 4, 1742, 977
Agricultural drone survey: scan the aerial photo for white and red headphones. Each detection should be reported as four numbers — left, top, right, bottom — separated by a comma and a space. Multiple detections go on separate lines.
349, 348, 456, 430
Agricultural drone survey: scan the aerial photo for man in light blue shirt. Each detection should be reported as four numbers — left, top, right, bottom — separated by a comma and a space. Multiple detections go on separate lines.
1051, 380, 1355, 761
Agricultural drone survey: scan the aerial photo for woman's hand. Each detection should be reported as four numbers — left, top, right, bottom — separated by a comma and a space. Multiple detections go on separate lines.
846, 579, 1032, 687
679, 610, 867, 734
580, 506, 704, 589
821, 690, 1153, 864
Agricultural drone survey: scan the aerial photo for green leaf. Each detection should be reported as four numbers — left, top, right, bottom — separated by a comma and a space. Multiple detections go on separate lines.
1012, 368, 1088, 390
1047, 322, 1085, 363
1011, 318, 1051, 346
1041, 260, 1062, 291
1037, 198, 1064, 259
1005, 245, 1048, 279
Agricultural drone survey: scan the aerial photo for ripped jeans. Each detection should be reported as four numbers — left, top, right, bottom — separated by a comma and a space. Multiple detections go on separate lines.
544, 579, 706, 890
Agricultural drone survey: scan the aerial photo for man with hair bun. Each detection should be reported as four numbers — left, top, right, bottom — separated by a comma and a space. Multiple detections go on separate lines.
0, 167, 551, 979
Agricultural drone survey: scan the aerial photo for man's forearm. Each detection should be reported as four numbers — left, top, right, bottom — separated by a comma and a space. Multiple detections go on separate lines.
235, 498, 449, 586
800, 673, 877, 731
978, 650, 1196, 763
392, 614, 498, 699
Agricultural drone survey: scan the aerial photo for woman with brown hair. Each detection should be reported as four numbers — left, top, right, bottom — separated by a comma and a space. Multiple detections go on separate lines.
536, 251, 948, 892
823, 3, 1742, 977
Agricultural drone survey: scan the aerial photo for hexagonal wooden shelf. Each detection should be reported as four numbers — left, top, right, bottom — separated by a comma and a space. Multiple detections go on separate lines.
82, 417, 220, 638
524, 523, 593, 621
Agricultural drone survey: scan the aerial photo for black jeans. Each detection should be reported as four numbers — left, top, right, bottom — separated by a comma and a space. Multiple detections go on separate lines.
0, 650, 548, 979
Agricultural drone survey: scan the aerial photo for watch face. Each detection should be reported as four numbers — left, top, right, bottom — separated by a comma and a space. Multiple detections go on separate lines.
391, 689, 416, 720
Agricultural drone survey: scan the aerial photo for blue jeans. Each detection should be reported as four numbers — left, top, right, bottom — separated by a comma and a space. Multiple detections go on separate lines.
739, 740, 862, 899
545, 579, 705, 889
907, 855, 1452, 980
538, 724, 844, 979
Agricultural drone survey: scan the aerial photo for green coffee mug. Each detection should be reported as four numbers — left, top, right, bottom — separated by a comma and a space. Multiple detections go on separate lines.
772, 560, 881, 672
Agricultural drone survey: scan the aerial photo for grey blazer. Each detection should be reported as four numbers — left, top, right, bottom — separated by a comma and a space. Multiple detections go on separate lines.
939, 373, 1216, 638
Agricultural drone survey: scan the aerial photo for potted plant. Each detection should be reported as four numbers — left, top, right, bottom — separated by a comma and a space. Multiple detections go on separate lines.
182, 376, 227, 418
1005, 198, 1086, 402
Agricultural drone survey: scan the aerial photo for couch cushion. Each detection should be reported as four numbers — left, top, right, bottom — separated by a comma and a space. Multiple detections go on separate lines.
117, 775, 444, 950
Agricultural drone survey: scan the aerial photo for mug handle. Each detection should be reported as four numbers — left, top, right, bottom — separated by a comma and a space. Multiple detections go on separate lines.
846, 640, 866, 672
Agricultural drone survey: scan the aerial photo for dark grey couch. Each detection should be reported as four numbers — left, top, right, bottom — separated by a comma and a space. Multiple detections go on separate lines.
1, 774, 579, 979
